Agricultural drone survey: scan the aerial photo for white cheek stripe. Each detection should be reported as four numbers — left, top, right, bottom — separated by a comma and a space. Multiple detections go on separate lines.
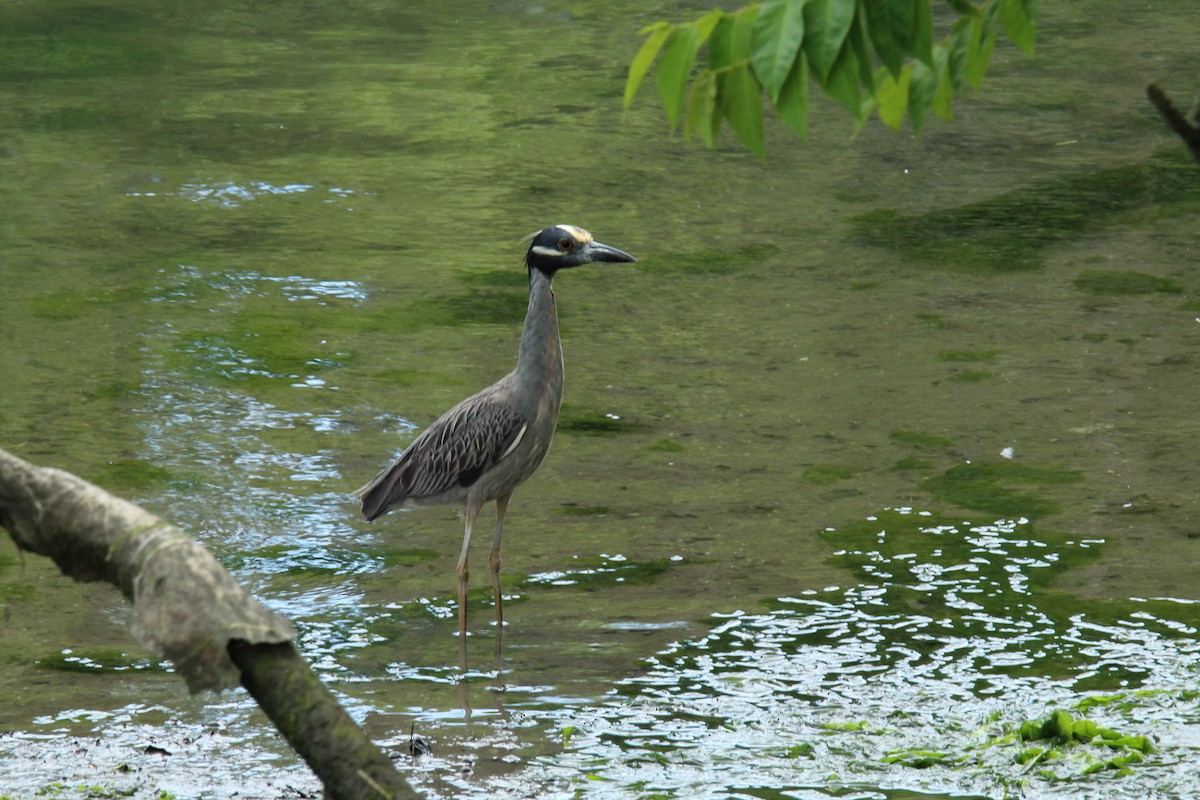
500, 423, 528, 460
530, 245, 565, 258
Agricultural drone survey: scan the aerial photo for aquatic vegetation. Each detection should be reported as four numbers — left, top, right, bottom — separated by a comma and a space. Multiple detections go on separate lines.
921, 461, 1082, 518
890, 429, 955, 450
558, 407, 639, 436
1005, 707, 1155, 779
801, 464, 857, 484
93, 458, 175, 490
936, 350, 999, 362
849, 150, 1200, 272
522, 554, 671, 591
495, 509, 1196, 800
1072, 270, 1183, 296
36, 647, 162, 675
946, 369, 992, 382
557, 505, 613, 517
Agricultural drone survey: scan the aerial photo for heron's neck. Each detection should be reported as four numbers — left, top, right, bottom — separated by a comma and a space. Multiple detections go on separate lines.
515, 268, 564, 395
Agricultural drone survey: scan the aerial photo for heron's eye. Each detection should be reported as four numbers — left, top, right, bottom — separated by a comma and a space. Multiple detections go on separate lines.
558, 239, 574, 251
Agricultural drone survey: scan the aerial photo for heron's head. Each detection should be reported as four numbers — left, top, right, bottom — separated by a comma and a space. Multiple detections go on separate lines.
524, 225, 636, 275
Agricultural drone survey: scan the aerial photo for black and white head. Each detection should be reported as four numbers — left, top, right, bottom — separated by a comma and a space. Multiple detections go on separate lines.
525, 224, 636, 275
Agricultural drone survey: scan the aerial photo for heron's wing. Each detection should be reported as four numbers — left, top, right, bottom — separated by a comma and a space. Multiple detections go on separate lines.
360, 385, 527, 520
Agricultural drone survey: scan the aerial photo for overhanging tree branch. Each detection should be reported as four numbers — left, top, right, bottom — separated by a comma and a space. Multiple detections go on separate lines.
0, 447, 418, 800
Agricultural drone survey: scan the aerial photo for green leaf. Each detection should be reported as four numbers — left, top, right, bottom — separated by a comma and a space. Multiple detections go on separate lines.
802, 0, 855, 80
847, 10, 876, 94
907, 56, 937, 132
730, 4, 761, 60
708, 14, 735, 70
862, 0, 916, 79
999, 0, 1037, 55
624, 22, 672, 108
722, 62, 766, 158
912, 0, 934, 68
657, 25, 704, 130
947, 15, 972, 95
931, 45, 954, 120
943, 0, 977, 13
821, 33, 862, 116
774, 54, 809, 137
875, 64, 910, 130
694, 8, 725, 42
752, 0, 808, 102
964, 3, 998, 90
684, 69, 720, 147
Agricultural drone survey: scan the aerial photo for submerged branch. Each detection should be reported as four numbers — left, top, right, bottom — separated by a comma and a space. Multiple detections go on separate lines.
0, 447, 417, 800
1147, 82, 1200, 163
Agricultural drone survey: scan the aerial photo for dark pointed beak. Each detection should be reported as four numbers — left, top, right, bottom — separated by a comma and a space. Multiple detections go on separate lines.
584, 240, 637, 264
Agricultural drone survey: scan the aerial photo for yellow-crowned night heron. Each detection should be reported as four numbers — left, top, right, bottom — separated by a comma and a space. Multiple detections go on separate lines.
359, 224, 636, 641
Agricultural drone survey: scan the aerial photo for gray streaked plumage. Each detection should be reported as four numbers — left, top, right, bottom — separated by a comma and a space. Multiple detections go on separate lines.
359, 224, 636, 647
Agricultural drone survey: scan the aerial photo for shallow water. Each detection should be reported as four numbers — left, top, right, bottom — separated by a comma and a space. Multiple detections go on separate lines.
2, 1, 1199, 798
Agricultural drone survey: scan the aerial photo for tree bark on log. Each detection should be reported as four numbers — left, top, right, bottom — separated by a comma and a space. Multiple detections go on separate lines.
0, 447, 419, 800
1147, 82, 1200, 163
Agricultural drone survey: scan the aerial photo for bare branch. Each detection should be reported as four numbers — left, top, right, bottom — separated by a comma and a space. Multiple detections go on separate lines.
0, 447, 419, 799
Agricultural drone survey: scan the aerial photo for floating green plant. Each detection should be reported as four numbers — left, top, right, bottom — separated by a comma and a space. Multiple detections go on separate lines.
783, 742, 815, 759
880, 748, 960, 768
821, 721, 871, 732
646, 438, 684, 453
1008, 708, 1155, 779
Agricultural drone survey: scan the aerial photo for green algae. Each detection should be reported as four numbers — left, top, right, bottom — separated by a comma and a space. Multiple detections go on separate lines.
921, 461, 1082, 518
890, 430, 956, 450
947, 369, 993, 382
1072, 270, 1183, 296
557, 505, 612, 516
936, 349, 999, 362
802, 464, 858, 484
849, 149, 1200, 272
37, 647, 161, 675
558, 407, 639, 436
93, 459, 174, 490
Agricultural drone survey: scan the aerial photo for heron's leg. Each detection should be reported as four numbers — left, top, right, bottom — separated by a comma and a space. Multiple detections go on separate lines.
457, 497, 484, 641
489, 494, 511, 628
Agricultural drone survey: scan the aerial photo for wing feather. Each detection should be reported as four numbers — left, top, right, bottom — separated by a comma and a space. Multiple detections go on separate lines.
360, 384, 527, 520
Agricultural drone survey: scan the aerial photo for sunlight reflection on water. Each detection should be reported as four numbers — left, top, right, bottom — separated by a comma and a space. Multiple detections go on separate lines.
399, 510, 1200, 800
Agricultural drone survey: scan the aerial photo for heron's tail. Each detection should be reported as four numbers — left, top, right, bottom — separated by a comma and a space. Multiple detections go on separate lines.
358, 462, 408, 521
